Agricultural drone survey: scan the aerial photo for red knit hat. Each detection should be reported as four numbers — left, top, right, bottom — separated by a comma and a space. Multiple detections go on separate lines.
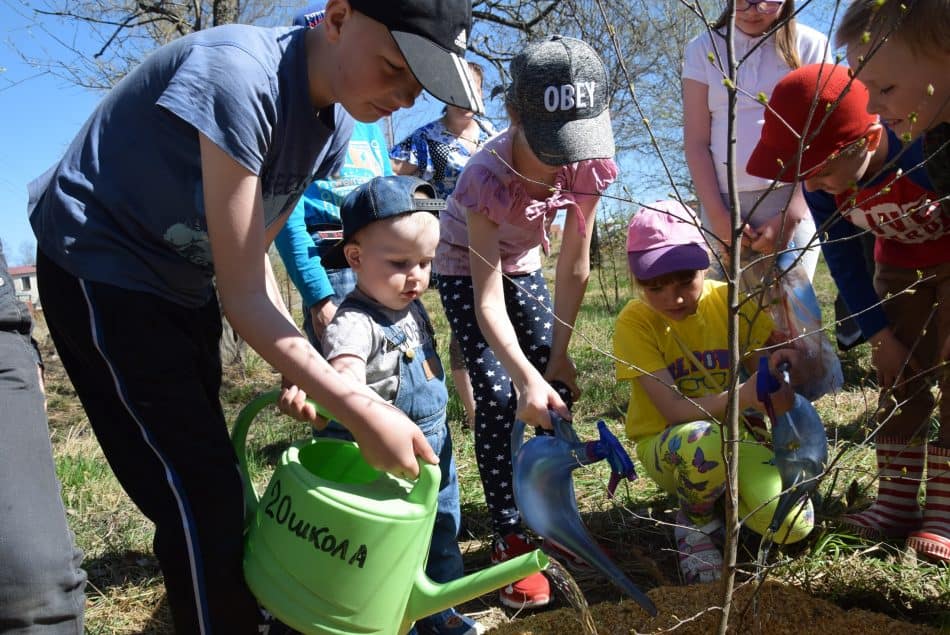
747, 63, 878, 182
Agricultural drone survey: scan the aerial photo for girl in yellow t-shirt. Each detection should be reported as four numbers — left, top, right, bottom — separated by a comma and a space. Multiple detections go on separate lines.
613, 200, 814, 584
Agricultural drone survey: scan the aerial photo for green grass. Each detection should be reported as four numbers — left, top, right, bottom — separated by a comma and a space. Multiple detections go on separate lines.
36, 253, 950, 632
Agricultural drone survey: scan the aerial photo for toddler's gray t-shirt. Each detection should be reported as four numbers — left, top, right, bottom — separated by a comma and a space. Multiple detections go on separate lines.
322, 288, 431, 403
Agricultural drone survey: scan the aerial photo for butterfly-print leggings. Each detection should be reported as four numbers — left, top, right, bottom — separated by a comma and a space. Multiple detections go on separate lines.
636, 420, 814, 544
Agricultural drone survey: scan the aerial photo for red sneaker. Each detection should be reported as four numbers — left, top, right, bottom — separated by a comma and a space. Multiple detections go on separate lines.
490, 533, 551, 609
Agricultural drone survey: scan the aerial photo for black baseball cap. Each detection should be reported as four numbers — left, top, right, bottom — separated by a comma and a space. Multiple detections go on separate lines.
321, 176, 445, 269
349, 0, 484, 114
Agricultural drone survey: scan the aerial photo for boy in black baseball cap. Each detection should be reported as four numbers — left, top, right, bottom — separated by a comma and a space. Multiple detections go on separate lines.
349, 0, 484, 113
27, 1, 479, 631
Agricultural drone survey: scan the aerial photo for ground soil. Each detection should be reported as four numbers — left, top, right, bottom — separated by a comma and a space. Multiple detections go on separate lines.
486, 579, 941, 634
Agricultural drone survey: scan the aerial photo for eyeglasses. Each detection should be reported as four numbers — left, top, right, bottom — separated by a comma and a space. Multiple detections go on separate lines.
736, 0, 785, 14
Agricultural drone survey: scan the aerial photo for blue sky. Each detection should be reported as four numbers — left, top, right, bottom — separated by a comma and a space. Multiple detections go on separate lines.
0, 1, 443, 264
0, 1, 840, 265
0, 1, 103, 262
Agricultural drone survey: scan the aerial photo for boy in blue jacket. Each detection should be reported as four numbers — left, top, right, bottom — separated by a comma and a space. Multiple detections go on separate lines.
748, 63, 950, 562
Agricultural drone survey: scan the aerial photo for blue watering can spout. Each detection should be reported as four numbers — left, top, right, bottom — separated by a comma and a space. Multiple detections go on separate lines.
755, 357, 829, 536
511, 413, 658, 616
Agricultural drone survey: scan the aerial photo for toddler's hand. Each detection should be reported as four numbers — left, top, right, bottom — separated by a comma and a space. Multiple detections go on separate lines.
277, 377, 322, 424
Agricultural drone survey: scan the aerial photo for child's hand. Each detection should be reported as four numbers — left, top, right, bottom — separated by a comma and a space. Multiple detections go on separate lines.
309, 298, 338, 341
544, 354, 581, 401
347, 407, 439, 480
766, 377, 796, 416
740, 371, 795, 416
516, 376, 571, 430
748, 210, 801, 256
769, 348, 803, 385
278, 378, 323, 424
748, 221, 779, 255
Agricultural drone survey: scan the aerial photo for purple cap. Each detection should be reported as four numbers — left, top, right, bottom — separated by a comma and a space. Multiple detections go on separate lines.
626, 200, 709, 280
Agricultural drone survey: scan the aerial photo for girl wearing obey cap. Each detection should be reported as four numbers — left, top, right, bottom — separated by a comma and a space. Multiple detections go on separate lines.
434, 35, 617, 608
613, 200, 815, 584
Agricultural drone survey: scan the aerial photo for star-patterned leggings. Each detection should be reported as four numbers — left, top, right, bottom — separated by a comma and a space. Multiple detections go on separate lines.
438, 270, 555, 536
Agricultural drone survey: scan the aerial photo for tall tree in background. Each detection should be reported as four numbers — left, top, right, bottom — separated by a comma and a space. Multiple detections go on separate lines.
21, 0, 711, 197
21, 0, 292, 89
19, 0, 840, 199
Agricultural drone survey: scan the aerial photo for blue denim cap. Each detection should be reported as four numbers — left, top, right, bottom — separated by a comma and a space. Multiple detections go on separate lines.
320, 175, 444, 269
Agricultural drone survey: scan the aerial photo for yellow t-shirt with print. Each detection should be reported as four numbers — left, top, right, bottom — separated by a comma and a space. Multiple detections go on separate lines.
613, 280, 774, 441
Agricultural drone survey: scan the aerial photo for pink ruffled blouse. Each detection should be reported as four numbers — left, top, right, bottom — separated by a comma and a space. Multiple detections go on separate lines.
435, 128, 618, 276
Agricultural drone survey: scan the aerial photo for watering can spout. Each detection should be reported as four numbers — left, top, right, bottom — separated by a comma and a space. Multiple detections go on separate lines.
404, 551, 548, 629
511, 412, 658, 616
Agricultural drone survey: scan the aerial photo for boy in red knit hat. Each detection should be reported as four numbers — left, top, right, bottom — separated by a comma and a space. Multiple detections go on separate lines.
747, 63, 950, 563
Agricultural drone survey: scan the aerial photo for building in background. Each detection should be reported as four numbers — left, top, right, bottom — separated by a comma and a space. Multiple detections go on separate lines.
9, 265, 39, 310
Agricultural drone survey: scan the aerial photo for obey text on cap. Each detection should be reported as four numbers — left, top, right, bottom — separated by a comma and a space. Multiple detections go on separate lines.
543, 81, 597, 112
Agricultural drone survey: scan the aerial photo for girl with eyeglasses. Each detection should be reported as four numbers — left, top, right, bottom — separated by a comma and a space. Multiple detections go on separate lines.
683, 0, 829, 283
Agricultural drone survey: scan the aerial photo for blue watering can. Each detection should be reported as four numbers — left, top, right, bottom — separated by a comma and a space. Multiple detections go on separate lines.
755, 356, 829, 536
511, 414, 658, 616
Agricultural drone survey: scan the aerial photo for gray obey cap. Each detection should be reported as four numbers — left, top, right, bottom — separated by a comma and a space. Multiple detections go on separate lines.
509, 35, 615, 165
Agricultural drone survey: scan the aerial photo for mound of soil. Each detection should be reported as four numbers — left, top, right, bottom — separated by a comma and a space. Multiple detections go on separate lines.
488, 580, 939, 634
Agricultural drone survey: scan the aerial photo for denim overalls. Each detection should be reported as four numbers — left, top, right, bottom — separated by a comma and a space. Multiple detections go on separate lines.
322, 296, 464, 590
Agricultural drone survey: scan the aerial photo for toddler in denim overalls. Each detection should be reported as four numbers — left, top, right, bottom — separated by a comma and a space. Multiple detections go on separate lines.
317, 175, 480, 635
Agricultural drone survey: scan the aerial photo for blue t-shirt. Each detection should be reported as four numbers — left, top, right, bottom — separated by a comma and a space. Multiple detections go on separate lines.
28, 24, 351, 307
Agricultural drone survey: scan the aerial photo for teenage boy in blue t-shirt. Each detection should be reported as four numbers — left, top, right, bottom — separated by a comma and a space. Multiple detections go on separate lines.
27, 1, 483, 631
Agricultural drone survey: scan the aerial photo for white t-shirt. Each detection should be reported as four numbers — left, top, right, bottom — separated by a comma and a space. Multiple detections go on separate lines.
682, 23, 830, 193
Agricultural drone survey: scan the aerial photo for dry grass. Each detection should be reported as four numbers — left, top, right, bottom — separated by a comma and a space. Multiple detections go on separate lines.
35, 256, 950, 633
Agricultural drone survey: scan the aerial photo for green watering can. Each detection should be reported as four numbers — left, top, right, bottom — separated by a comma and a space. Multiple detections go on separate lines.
232, 391, 549, 635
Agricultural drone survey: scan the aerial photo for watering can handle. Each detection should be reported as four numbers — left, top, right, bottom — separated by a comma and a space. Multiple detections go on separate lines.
231, 390, 333, 514
550, 410, 581, 444
511, 410, 580, 463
